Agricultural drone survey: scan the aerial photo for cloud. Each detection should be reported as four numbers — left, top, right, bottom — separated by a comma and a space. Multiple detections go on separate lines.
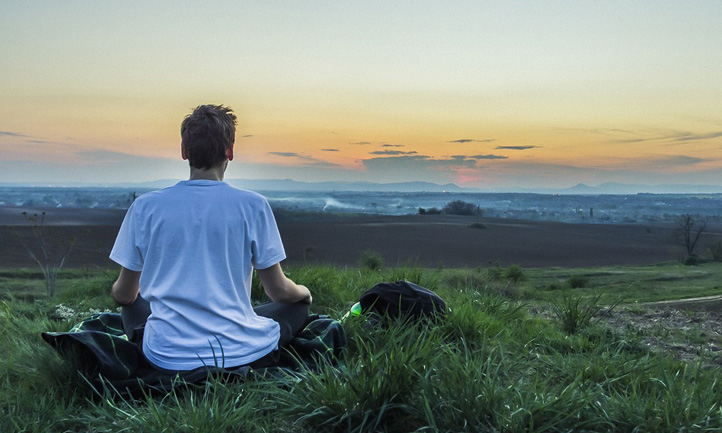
381, 144, 404, 148
567, 154, 711, 174
495, 145, 536, 150
363, 155, 475, 168
0, 131, 29, 137
303, 161, 342, 168
27, 140, 50, 144
0, 131, 31, 138
468, 154, 508, 160
616, 138, 650, 143
268, 151, 340, 167
74, 150, 173, 165
650, 155, 709, 166
369, 150, 418, 156
447, 138, 495, 144
269, 152, 300, 158
363, 155, 474, 170
321, 148, 339, 152
358, 154, 483, 184
609, 129, 722, 144
351, 141, 371, 145
587, 128, 637, 135
672, 131, 722, 142
241, 134, 253, 138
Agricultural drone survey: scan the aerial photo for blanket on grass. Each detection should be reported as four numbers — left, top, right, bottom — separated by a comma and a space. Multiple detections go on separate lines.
41, 313, 346, 398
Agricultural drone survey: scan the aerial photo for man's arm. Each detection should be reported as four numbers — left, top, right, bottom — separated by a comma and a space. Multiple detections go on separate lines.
111, 267, 141, 306
256, 263, 312, 304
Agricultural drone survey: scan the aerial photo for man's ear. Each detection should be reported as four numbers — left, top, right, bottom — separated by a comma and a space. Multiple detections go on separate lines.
226, 144, 234, 161
181, 143, 187, 160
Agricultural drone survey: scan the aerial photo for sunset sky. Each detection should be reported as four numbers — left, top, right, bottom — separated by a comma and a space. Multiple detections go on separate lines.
2, 1, 721, 190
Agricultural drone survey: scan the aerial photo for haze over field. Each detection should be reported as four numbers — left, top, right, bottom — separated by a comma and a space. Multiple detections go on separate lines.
1, 1, 721, 190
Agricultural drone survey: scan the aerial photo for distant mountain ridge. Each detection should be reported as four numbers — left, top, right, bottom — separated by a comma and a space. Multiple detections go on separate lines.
227, 179, 464, 192
0, 179, 464, 192
562, 182, 722, 194
2, 179, 722, 194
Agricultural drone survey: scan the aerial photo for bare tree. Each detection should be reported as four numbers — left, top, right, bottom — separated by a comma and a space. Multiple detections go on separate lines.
677, 213, 707, 258
19, 211, 76, 297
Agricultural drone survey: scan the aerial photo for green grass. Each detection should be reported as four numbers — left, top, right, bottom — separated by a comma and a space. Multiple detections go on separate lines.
3, 262, 722, 432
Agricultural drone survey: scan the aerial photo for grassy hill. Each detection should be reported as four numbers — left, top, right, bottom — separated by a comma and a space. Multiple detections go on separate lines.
3, 263, 722, 432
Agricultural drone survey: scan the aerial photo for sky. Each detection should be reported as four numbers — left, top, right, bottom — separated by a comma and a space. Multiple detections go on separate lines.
1, 1, 722, 190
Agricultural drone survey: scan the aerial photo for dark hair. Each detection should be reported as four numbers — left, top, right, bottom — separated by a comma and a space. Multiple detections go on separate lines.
180, 104, 237, 170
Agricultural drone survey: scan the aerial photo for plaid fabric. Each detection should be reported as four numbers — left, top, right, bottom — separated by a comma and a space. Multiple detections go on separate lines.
42, 313, 346, 398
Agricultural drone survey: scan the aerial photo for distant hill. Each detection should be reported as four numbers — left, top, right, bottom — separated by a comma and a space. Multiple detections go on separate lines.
0, 179, 465, 192
33, 178, 464, 192
562, 183, 722, 194
488, 182, 722, 194
3, 179, 722, 194
225, 179, 464, 192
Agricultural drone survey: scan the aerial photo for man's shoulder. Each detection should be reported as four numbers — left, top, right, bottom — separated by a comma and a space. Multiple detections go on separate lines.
131, 184, 178, 203
133, 181, 270, 207
219, 183, 269, 202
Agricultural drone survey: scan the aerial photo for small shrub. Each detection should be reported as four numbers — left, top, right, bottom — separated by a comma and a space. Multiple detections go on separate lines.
468, 222, 487, 229
383, 264, 435, 289
442, 200, 481, 216
567, 275, 590, 289
359, 249, 384, 271
550, 294, 619, 335
302, 246, 316, 261
503, 265, 526, 283
442, 272, 485, 291
419, 207, 441, 215
708, 241, 722, 262
545, 281, 563, 291
490, 281, 522, 299
485, 263, 504, 281
551, 295, 600, 334
684, 254, 700, 266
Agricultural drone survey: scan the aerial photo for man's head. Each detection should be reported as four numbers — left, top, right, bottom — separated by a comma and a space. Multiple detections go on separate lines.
180, 105, 237, 170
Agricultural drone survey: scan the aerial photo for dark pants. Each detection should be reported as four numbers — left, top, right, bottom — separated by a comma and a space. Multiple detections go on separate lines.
121, 295, 310, 368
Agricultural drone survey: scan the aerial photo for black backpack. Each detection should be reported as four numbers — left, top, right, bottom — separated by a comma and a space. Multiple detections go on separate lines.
359, 280, 446, 321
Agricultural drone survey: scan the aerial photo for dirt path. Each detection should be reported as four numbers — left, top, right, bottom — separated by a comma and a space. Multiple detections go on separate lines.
596, 297, 722, 365
639, 294, 722, 312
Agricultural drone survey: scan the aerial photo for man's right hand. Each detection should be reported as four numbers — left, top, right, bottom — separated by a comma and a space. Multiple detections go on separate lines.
257, 263, 312, 305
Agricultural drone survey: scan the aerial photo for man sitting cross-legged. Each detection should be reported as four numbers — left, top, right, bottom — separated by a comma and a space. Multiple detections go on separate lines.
110, 104, 312, 371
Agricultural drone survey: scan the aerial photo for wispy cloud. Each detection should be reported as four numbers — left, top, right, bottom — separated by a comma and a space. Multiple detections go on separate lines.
303, 161, 342, 168
495, 145, 536, 150
672, 131, 722, 142
0, 131, 29, 137
360, 155, 480, 184
351, 141, 371, 145
589, 128, 637, 135
381, 144, 404, 148
369, 150, 418, 156
72, 150, 175, 165
321, 148, 339, 152
588, 154, 712, 172
651, 155, 709, 166
241, 134, 254, 138
268, 151, 339, 166
363, 154, 477, 169
269, 152, 300, 158
468, 154, 508, 160
609, 129, 722, 144
447, 138, 495, 144
27, 140, 50, 144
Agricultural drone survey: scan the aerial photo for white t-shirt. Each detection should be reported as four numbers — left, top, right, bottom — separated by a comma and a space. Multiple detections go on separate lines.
110, 180, 285, 370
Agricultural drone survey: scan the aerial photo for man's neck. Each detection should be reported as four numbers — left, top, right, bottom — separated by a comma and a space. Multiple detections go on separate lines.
188, 162, 227, 181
